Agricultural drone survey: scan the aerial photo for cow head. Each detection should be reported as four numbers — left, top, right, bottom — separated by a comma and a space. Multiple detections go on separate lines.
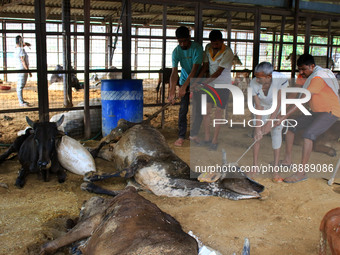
26, 115, 64, 170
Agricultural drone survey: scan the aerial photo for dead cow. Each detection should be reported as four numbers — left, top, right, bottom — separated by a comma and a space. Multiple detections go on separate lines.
9, 116, 66, 188
319, 207, 340, 255
40, 186, 198, 255
84, 119, 264, 200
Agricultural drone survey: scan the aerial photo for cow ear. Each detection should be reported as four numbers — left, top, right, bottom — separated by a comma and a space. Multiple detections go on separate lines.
26, 116, 35, 127
56, 115, 64, 127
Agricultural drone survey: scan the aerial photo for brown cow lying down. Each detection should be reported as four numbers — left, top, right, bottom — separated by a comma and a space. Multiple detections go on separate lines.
319, 207, 340, 255
40, 186, 198, 255
294, 121, 340, 157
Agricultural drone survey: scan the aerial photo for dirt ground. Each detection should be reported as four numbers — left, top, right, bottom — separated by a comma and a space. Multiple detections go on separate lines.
0, 83, 340, 254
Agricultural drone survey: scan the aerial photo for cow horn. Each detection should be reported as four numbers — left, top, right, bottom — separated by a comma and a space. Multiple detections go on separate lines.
55, 115, 64, 127
26, 116, 35, 127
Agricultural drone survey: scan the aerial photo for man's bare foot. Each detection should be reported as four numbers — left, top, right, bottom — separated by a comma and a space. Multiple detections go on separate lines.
272, 174, 284, 183
174, 138, 184, 147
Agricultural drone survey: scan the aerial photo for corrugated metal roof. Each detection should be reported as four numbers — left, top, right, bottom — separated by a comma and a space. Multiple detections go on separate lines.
0, 0, 339, 35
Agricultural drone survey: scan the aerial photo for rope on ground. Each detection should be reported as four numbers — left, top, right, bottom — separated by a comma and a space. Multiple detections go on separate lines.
80, 130, 102, 142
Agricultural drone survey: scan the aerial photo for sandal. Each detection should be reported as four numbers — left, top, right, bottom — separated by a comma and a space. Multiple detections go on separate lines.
283, 174, 308, 183
209, 143, 218, 151
174, 138, 184, 147
201, 140, 211, 146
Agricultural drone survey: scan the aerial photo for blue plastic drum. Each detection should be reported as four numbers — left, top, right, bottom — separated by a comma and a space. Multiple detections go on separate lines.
101, 79, 143, 136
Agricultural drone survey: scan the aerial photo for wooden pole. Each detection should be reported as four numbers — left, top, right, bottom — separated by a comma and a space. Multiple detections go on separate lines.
84, 0, 91, 138
35, 0, 49, 121
291, 0, 300, 78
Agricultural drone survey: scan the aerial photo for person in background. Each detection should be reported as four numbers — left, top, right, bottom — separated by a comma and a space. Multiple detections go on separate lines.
277, 54, 340, 183
190, 30, 234, 151
168, 26, 203, 147
250, 62, 289, 182
15, 35, 32, 107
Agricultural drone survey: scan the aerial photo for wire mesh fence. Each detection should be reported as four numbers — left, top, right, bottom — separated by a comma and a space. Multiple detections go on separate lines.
0, 76, 178, 144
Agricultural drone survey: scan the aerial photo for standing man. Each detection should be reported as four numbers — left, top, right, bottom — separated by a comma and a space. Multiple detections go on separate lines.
250, 62, 289, 182
168, 26, 203, 147
191, 30, 234, 150
15, 35, 32, 107
278, 54, 340, 183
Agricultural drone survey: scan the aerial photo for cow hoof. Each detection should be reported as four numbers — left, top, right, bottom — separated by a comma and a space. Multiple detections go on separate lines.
58, 178, 66, 183
83, 171, 99, 182
81, 182, 94, 193
15, 179, 25, 188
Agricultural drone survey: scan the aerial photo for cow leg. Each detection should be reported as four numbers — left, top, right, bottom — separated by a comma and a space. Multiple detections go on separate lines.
57, 168, 66, 183
41, 168, 50, 182
80, 182, 121, 197
313, 142, 337, 157
90, 140, 109, 159
15, 167, 29, 188
83, 170, 127, 182
84, 155, 152, 182
0, 131, 32, 163
40, 213, 103, 255
51, 155, 66, 183
0, 135, 26, 163
0, 145, 16, 163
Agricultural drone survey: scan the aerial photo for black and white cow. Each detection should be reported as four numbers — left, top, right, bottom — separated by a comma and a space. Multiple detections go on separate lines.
2, 116, 66, 188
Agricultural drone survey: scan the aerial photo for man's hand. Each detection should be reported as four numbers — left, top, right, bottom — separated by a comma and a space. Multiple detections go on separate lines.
261, 122, 272, 136
191, 83, 199, 92
274, 116, 284, 127
168, 92, 176, 105
178, 86, 187, 98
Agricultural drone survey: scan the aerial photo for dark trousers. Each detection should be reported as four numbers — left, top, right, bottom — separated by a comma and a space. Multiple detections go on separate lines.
178, 91, 203, 139
190, 91, 203, 137
178, 92, 190, 139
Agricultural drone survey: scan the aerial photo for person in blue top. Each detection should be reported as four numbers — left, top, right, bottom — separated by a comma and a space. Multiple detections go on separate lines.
168, 26, 203, 147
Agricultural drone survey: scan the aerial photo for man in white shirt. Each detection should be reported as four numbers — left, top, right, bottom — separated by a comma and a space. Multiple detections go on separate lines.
250, 62, 288, 182
15, 35, 32, 107
190, 30, 234, 151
